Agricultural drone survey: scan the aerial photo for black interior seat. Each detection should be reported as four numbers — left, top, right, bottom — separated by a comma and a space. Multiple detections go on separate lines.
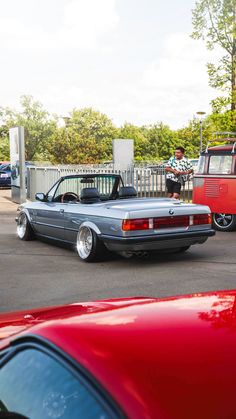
80, 187, 101, 204
119, 186, 137, 199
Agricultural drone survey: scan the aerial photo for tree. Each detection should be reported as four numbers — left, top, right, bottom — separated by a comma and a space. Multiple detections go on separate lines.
47, 127, 111, 164
145, 123, 179, 160
47, 108, 118, 164
0, 113, 8, 160
192, 0, 236, 112
0, 137, 9, 161
0, 95, 56, 161
68, 108, 117, 142
118, 123, 151, 161
15, 96, 56, 161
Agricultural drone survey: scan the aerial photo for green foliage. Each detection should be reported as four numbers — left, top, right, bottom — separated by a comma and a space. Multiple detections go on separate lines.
47, 128, 112, 164
211, 96, 231, 112
0, 137, 10, 161
145, 123, 180, 160
17, 96, 56, 161
0, 95, 56, 161
1, 95, 236, 165
68, 108, 118, 141
176, 120, 201, 157
47, 108, 117, 164
191, 0, 236, 111
208, 109, 236, 131
118, 123, 150, 159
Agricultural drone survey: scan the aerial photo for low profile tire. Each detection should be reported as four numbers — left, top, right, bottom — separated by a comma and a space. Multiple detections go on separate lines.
17, 212, 34, 241
212, 213, 236, 232
76, 226, 107, 262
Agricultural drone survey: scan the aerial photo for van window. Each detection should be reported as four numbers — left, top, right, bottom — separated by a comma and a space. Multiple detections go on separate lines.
209, 155, 232, 174
196, 156, 205, 174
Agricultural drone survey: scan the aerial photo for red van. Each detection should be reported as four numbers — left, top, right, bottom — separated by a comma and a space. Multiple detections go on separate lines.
193, 133, 236, 231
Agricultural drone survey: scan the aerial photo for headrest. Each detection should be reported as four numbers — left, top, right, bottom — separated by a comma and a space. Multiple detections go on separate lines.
80, 187, 100, 204
119, 186, 137, 199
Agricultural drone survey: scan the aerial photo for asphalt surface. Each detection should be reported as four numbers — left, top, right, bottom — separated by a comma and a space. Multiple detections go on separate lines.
1, 189, 236, 313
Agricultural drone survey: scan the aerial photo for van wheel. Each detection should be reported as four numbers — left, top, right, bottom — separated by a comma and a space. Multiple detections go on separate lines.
17, 213, 34, 240
76, 226, 107, 262
212, 213, 236, 232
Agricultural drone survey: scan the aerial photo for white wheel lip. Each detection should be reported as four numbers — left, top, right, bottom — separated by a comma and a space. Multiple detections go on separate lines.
17, 213, 27, 239
213, 213, 234, 229
76, 226, 93, 259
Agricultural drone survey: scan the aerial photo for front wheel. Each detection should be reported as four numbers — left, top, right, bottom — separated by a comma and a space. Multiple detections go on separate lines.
76, 226, 107, 262
212, 213, 236, 232
17, 212, 34, 241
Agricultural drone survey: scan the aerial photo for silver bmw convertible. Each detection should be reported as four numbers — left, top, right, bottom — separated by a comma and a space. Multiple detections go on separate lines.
16, 173, 215, 262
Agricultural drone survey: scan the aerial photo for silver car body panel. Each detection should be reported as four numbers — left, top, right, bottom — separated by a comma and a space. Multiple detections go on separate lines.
17, 174, 215, 253
18, 198, 214, 249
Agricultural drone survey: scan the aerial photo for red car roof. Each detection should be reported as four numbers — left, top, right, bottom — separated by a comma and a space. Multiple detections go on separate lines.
1, 291, 236, 418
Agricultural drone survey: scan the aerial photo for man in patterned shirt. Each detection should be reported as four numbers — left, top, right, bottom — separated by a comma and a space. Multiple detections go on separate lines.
165, 147, 193, 199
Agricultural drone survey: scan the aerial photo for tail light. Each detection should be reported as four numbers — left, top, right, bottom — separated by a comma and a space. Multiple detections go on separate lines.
122, 213, 212, 231
193, 213, 212, 225
122, 218, 149, 231
122, 215, 189, 231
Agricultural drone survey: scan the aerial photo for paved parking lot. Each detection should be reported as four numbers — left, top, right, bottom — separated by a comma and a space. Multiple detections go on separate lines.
1, 189, 236, 313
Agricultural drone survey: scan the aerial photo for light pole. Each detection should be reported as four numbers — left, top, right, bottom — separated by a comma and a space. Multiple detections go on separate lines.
196, 111, 206, 154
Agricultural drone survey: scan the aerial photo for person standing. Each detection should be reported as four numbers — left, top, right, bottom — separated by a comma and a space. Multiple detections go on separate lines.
165, 147, 193, 199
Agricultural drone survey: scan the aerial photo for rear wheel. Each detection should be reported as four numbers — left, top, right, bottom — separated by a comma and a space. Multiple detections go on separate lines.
76, 226, 107, 262
17, 213, 34, 241
212, 213, 236, 232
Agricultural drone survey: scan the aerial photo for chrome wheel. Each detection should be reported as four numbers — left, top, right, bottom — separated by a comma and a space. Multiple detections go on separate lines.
77, 226, 93, 259
213, 213, 234, 229
17, 213, 27, 239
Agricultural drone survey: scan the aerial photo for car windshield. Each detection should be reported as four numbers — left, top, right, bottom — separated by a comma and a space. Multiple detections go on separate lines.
48, 175, 121, 202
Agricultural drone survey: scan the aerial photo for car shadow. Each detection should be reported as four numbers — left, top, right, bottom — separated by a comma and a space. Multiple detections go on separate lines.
105, 247, 210, 265
30, 235, 213, 265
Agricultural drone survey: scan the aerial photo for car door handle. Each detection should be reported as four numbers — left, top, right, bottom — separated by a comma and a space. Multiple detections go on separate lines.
60, 209, 65, 214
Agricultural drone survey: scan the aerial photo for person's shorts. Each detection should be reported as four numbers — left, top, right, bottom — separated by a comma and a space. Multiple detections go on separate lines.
166, 178, 181, 194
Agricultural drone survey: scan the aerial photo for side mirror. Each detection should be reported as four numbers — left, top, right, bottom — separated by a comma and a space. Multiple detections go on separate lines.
35, 193, 46, 201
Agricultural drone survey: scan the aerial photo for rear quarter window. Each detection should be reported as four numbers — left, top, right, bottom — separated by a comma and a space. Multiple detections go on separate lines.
0, 348, 116, 419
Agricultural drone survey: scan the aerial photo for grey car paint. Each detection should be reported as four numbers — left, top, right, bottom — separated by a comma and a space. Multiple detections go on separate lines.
33, 202, 67, 240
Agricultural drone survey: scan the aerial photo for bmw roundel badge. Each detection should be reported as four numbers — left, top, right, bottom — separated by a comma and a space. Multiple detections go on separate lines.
169, 209, 174, 215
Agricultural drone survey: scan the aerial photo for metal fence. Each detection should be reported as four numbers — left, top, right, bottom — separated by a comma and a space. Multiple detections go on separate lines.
27, 166, 193, 202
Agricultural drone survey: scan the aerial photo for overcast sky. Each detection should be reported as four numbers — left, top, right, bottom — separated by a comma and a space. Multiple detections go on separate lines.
0, 0, 220, 129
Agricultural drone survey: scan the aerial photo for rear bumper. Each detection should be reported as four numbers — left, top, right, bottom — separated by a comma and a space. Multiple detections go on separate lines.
101, 229, 215, 252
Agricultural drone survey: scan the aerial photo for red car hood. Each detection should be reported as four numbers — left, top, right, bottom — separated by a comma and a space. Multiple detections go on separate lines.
1, 291, 236, 419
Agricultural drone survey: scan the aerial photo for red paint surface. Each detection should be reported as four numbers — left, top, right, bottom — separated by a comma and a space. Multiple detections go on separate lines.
193, 177, 236, 213
193, 144, 236, 213
1, 292, 236, 418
